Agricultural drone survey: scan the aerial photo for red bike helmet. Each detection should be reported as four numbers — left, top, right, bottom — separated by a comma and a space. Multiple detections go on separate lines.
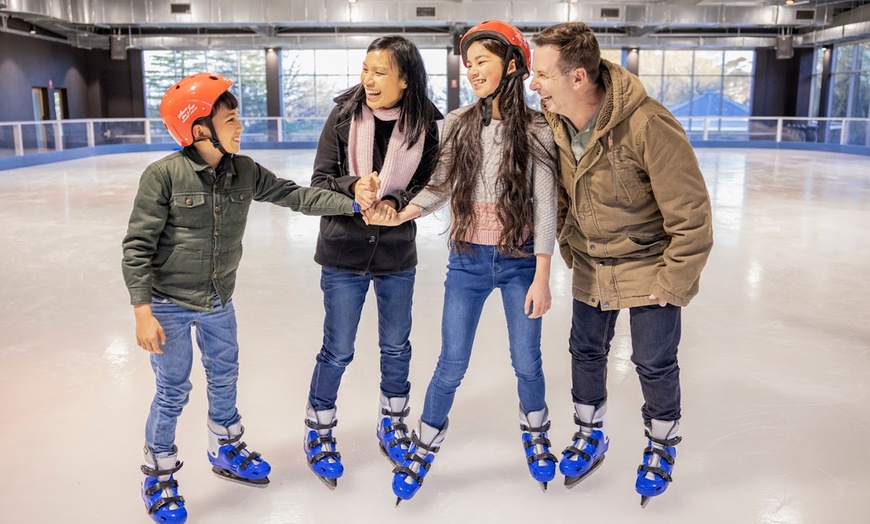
160, 73, 233, 147
459, 20, 531, 79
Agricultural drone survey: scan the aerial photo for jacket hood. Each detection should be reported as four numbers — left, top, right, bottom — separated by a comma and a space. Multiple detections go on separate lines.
595, 59, 648, 136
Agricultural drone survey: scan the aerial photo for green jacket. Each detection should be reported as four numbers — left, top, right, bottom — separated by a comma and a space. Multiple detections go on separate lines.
542, 60, 713, 310
122, 149, 354, 311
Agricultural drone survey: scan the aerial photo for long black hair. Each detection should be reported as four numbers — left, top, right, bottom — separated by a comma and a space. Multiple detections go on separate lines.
334, 35, 434, 147
435, 37, 552, 256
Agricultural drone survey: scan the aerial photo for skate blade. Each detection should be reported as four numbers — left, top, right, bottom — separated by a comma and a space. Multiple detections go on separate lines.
211, 467, 270, 488
395, 497, 403, 508
640, 495, 650, 508
314, 473, 338, 490
564, 455, 606, 490
305, 461, 339, 490
378, 442, 403, 469
539, 481, 548, 492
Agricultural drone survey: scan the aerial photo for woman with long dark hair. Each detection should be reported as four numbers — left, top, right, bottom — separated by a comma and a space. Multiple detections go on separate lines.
367, 21, 559, 503
302, 35, 442, 489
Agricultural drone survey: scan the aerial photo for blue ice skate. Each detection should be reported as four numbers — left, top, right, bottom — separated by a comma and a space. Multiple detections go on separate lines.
392, 420, 448, 506
377, 394, 412, 467
519, 407, 557, 491
304, 405, 343, 489
560, 403, 609, 489
207, 421, 271, 487
636, 420, 682, 508
141, 447, 187, 524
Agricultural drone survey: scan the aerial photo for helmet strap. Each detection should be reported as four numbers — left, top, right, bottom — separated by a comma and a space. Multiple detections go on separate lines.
193, 116, 230, 156
480, 47, 521, 127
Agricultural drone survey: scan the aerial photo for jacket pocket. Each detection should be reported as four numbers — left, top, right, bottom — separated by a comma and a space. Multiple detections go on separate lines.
626, 233, 670, 257
611, 146, 647, 204
170, 193, 208, 228
153, 246, 205, 296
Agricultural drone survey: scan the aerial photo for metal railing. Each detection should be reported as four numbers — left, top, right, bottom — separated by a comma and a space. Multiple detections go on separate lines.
1, 116, 869, 159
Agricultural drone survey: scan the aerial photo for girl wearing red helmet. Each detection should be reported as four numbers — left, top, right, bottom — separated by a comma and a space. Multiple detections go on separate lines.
369, 21, 559, 503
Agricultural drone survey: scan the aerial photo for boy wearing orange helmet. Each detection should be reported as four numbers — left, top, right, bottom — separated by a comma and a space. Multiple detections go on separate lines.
122, 73, 374, 523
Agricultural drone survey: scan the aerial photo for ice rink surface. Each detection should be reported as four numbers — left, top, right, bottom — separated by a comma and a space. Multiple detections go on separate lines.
1, 147, 868, 523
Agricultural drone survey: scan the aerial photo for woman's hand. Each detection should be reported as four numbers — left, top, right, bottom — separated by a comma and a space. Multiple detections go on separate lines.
353, 171, 381, 211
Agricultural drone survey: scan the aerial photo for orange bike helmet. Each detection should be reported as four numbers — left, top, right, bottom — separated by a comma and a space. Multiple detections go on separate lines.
459, 20, 531, 79
160, 73, 233, 147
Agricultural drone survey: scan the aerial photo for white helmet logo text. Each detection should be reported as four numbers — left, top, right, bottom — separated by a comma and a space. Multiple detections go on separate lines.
178, 103, 198, 123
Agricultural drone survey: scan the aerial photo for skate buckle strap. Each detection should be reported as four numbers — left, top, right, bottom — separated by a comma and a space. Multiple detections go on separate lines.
524, 435, 553, 449
147, 494, 185, 515
383, 421, 412, 445
217, 424, 245, 446
308, 449, 342, 465
643, 445, 676, 465
563, 445, 591, 462
526, 450, 558, 464
141, 459, 184, 478
520, 420, 551, 433
563, 430, 599, 461
381, 406, 411, 418
644, 430, 682, 448
573, 413, 603, 429
305, 418, 338, 431
144, 479, 179, 497
307, 434, 337, 450
410, 430, 441, 454
637, 464, 673, 483
228, 441, 262, 470
392, 455, 431, 485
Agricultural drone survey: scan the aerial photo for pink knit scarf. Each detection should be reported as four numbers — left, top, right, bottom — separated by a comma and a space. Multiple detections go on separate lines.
347, 105, 425, 199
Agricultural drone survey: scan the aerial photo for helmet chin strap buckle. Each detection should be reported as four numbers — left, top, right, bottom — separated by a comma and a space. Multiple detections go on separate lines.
197, 117, 229, 156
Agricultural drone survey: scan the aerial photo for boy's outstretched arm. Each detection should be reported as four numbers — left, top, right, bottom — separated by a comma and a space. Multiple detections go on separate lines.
247, 159, 355, 216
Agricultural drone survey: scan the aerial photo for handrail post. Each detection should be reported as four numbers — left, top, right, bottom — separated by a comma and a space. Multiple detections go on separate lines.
14, 124, 24, 156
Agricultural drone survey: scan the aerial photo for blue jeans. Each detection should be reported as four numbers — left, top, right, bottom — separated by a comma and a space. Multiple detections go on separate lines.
421, 242, 546, 430
569, 299, 682, 422
308, 267, 415, 410
145, 295, 242, 457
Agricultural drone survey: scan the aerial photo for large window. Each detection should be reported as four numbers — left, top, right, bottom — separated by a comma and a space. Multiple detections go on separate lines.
281, 48, 449, 118
809, 47, 827, 118
638, 49, 754, 130
827, 41, 870, 145
143, 50, 267, 118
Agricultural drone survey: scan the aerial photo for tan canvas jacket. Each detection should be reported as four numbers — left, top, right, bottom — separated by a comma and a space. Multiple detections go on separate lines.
542, 59, 713, 310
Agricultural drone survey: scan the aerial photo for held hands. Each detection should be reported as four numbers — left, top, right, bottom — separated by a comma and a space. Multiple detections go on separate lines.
354, 171, 381, 211
134, 304, 166, 354
362, 201, 400, 226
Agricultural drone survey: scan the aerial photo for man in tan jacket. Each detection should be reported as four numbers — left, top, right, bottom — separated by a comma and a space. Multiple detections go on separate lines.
530, 22, 713, 506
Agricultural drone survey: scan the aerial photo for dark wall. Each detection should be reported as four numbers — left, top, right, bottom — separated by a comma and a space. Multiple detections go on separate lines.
752, 47, 814, 117
0, 32, 144, 122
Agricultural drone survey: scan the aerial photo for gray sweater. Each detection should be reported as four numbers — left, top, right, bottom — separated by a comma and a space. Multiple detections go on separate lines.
412, 105, 558, 256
